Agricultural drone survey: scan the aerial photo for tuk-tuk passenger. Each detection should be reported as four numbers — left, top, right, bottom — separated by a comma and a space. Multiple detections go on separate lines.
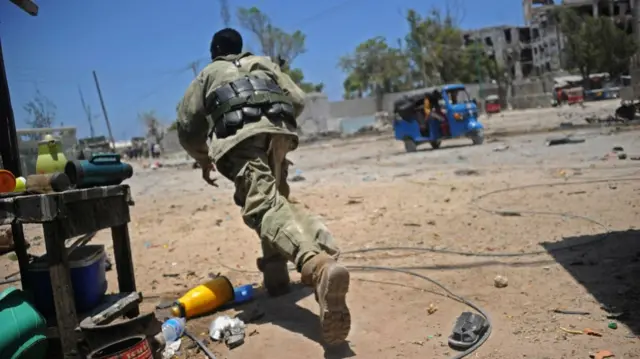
424, 90, 445, 122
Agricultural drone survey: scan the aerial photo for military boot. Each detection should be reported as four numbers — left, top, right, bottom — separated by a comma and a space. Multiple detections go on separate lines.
256, 255, 290, 297
301, 252, 351, 345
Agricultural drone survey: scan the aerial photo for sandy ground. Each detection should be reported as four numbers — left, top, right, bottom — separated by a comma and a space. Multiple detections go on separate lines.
2, 100, 640, 359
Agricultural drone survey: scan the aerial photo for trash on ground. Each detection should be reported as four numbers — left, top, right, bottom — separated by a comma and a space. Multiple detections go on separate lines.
607, 322, 618, 330
209, 315, 246, 349
546, 137, 586, 146
560, 327, 583, 335
162, 338, 182, 359
494, 275, 508, 288
493, 145, 510, 152
583, 328, 603, 337
162, 317, 186, 342
496, 211, 521, 217
454, 169, 480, 176
552, 309, 590, 315
427, 303, 438, 315
612, 146, 624, 152
448, 312, 489, 350
592, 350, 615, 359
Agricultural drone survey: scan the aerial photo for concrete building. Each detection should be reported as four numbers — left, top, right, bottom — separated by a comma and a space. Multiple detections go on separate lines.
462, 26, 534, 80
523, 0, 634, 75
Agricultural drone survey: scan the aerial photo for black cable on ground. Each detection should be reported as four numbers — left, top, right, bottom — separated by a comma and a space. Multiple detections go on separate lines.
217, 175, 640, 358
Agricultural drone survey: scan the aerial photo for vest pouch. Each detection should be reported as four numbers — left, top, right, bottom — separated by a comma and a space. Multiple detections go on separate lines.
215, 110, 245, 138
266, 103, 296, 128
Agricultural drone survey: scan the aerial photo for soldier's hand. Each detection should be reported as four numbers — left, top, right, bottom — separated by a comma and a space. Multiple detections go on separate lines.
201, 161, 218, 187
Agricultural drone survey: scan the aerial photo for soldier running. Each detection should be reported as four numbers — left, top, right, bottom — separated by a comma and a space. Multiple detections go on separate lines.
176, 28, 351, 345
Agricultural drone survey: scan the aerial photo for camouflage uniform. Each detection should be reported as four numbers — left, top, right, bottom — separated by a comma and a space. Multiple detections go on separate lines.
176, 52, 350, 344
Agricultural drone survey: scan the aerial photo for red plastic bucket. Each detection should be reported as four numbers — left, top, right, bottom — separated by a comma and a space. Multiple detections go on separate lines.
86, 335, 152, 359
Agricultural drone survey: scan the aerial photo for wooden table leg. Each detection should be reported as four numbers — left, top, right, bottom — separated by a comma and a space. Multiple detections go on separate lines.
111, 223, 139, 318
11, 223, 31, 293
43, 222, 79, 358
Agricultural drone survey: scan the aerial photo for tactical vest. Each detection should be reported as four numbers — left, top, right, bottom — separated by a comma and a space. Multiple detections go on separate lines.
206, 56, 296, 139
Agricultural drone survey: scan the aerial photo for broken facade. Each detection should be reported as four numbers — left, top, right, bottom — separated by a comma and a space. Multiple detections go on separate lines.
524, 0, 634, 75
462, 26, 534, 80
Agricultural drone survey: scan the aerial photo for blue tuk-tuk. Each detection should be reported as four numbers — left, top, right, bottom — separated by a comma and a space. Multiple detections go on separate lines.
392, 84, 484, 152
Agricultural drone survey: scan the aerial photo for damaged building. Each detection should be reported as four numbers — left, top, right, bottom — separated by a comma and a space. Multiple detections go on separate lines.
523, 0, 634, 75
462, 26, 534, 80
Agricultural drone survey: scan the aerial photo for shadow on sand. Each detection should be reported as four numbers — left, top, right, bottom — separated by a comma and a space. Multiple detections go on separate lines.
542, 229, 640, 335
236, 283, 356, 359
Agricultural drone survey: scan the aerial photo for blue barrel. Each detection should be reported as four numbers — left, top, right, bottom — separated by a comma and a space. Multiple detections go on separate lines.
64, 153, 133, 188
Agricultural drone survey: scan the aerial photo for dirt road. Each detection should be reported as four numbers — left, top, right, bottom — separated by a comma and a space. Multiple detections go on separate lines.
1, 101, 639, 358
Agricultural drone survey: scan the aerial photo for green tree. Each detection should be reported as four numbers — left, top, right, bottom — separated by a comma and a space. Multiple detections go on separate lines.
338, 36, 410, 106
555, 8, 636, 86
404, 8, 474, 86
236, 6, 323, 93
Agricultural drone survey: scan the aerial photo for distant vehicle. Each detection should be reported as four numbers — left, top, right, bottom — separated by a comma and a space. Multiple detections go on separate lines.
484, 94, 501, 114
392, 84, 484, 153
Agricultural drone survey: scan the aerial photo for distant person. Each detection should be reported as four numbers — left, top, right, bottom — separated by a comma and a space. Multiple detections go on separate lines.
176, 28, 351, 345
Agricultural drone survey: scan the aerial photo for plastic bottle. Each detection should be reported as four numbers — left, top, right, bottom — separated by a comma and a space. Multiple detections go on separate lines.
161, 317, 186, 343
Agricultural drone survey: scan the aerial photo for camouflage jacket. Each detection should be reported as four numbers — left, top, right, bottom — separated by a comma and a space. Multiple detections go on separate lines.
176, 52, 306, 164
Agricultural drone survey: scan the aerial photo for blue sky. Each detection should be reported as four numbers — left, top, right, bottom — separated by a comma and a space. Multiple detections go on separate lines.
1, 0, 523, 140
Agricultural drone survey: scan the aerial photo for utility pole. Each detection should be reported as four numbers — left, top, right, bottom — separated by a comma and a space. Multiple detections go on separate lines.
92, 70, 116, 150
78, 86, 96, 137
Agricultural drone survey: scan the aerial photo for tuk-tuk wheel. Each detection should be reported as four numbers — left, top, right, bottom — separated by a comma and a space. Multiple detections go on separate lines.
403, 138, 417, 153
430, 140, 441, 149
470, 130, 484, 145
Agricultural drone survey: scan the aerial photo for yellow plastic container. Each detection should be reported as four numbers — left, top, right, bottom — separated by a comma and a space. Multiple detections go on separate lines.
170, 276, 234, 319
35, 135, 68, 175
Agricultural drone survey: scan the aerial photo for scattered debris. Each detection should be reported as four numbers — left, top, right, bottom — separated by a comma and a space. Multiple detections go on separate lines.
583, 328, 603, 337
427, 303, 438, 315
290, 174, 306, 182
403, 222, 421, 227
612, 146, 624, 152
454, 169, 480, 176
184, 330, 217, 359
448, 312, 489, 350
493, 145, 510, 152
560, 327, 583, 335
346, 198, 363, 205
607, 322, 618, 330
493, 275, 508, 288
617, 153, 627, 160
546, 136, 586, 146
209, 316, 246, 349
591, 350, 615, 359
567, 191, 586, 196
552, 309, 590, 316
630, 155, 640, 161
162, 338, 181, 359
496, 211, 521, 217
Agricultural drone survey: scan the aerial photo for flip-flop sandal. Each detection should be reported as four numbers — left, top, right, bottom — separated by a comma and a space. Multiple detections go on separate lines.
448, 312, 489, 350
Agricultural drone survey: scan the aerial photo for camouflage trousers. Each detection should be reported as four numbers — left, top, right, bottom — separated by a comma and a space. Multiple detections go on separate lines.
216, 134, 340, 269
